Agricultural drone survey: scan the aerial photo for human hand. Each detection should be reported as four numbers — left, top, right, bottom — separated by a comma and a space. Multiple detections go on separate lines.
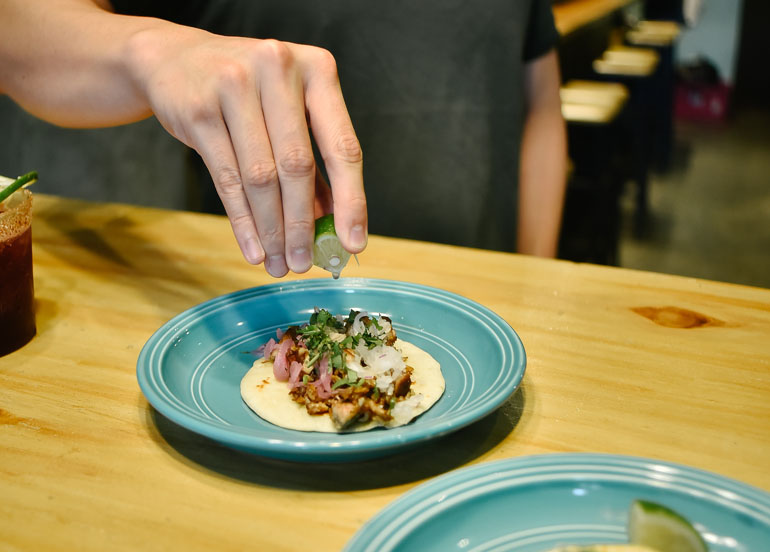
125, 26, 367, 277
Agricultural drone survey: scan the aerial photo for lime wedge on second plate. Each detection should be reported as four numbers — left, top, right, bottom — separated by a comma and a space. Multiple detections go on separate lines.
544, 546, 661, 552
313, 213, 351, 279
629, 499, 708, 552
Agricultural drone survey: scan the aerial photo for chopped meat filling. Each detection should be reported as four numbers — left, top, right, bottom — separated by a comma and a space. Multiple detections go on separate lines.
270, 309, 416, 429
381, 316, 398, 346
330, 400, 362, 429
393, 366, 414, 397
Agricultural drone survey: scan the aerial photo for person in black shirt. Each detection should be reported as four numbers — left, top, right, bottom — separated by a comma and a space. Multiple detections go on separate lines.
0, 0, 566, 277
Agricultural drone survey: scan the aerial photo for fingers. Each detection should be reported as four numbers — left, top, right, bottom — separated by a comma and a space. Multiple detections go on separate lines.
256, 42, 318, 273
218, 58, 291, 277
218, 41, 320, 276
157, 37, 366, 277
301, 49, 367, 253
185, 101, 267, 268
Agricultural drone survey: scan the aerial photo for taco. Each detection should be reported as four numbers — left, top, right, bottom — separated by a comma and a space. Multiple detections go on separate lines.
240, 308, 444, 432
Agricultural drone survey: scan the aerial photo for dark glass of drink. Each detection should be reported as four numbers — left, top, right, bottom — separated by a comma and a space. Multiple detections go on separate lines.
0, 188, 35, 356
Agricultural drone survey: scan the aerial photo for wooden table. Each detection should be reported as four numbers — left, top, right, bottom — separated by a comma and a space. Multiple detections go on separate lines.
2, 195, 769, 551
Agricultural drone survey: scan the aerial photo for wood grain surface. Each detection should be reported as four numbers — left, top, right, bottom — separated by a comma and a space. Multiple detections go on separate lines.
2, 195, 769, 551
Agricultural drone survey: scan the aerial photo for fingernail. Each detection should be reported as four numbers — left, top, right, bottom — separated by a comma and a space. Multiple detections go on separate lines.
265, 254, 288, 277
288, 247, 312, 272
349, 224, 367, 250
244, 238, 264, 265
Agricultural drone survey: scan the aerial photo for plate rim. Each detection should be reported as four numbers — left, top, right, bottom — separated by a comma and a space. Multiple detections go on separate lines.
136, 277, 527, 460
343, 452, 770, 551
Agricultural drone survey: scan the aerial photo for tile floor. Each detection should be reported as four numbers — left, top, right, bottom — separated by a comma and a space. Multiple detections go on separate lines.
617, 106, 770, 289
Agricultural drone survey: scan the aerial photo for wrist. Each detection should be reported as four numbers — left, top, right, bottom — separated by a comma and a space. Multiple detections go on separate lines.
123, 21, 204, 106
122, 24, 169, 104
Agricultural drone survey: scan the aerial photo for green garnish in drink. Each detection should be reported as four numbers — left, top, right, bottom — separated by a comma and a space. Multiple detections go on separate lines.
0, 171, 38, 204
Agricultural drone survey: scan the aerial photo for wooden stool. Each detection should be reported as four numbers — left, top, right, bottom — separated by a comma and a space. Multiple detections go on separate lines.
626, 20, 682, 172
593, 46, 660, 77
593, 45, 660, 235
627, 20, 681, 47
559, 80, 630, 265
561, 80, 630, 124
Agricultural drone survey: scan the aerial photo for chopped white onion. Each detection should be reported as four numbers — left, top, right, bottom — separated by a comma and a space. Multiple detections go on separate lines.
350, 311, 369, 336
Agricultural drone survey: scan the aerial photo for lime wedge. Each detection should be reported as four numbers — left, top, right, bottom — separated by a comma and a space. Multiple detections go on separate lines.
628, 500, 708, 552
313, 213, 351, 279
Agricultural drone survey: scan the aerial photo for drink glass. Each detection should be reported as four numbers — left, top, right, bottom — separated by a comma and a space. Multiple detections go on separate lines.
0, 188, 35, 356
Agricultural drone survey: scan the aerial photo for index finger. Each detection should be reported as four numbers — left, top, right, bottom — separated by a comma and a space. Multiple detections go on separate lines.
301, 50, 367, 253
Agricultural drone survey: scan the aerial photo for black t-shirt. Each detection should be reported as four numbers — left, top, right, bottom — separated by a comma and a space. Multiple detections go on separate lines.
112, 0, 559, 251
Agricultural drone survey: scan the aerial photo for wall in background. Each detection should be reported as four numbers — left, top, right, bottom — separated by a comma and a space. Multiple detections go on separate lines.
676, 0, 743, 84
0, 96, 194, 210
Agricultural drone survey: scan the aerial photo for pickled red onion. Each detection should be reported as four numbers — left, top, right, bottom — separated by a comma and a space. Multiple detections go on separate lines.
313, 355, 334, 399
288, 361, 304, 389
272, 338, 293, 381
256, 338, 277, 359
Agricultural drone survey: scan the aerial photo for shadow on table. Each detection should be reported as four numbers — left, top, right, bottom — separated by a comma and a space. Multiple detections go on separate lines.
34, 200, 248, 309
147, 385, 526, 492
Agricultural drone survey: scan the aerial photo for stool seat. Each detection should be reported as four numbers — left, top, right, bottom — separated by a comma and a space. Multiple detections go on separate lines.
627, 20, 682, 46
591, 45, 662, 236
560, 80, 629, 124
624, 21, 680, 174
558, 78, 630, 265
593, 46, 660, 77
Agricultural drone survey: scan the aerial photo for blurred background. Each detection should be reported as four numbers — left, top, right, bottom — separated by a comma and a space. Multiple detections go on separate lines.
1, 0, 768, 288
554, 0, 770, 288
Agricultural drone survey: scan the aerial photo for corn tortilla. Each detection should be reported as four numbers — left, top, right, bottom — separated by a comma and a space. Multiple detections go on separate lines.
240, 339, 444, 432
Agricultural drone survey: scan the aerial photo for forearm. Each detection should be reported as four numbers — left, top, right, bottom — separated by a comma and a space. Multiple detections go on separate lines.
517, 51, 567, 258
517, 106, 567, 257
0, 0, 177, 127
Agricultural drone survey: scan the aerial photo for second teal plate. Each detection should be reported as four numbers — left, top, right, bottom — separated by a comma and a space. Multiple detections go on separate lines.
344, 453, 770, 551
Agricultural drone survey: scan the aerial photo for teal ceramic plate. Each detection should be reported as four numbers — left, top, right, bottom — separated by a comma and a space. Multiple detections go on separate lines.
344, 453, 770, 551
136, 278, 525, 462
